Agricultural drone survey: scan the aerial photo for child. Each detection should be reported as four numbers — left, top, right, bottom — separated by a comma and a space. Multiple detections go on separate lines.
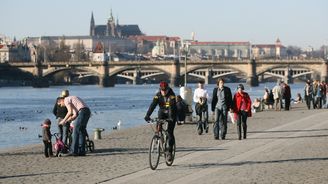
42, 119, 53, 157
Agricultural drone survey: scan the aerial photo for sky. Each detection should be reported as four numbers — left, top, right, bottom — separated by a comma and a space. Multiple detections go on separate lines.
1, 0, 327, 49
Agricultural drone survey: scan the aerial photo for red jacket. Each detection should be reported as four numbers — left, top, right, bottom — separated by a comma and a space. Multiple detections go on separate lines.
232, 92, 252, 117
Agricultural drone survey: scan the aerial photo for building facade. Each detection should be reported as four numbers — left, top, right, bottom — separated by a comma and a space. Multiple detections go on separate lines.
189, 41, 251, 59
128, 35, 180, 56
251, 38, 287, 59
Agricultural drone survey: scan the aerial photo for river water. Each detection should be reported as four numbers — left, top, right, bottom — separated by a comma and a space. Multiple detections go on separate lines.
0, 82, 306, 150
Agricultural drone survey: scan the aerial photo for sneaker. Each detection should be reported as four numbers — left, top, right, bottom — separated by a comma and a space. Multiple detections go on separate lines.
214, 136, 220, 140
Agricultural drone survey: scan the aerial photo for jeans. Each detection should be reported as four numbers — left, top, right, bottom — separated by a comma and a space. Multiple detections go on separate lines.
71, 108, 91, 155
195, 103, 208, 129
214, 108, 228, 139
57, 118, 70, 146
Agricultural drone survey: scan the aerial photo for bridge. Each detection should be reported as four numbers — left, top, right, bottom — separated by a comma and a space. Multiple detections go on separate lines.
1, 58, 327, 87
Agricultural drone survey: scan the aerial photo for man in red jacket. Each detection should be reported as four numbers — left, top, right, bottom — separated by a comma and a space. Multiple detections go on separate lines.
232, 84, 252, 140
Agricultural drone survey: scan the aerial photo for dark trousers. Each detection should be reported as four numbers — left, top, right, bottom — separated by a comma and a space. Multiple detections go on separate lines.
214, 108, 228, 139
237, 111, 248, 139
167, 120, 176, 153
43, 140, 53, 157
305, 96, 312, 109
284, 98, 291, 110
195, 103, 208, 129
158, 110, 176, 153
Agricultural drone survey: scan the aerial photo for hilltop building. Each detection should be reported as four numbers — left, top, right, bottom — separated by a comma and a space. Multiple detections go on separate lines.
89, 10, 142, 38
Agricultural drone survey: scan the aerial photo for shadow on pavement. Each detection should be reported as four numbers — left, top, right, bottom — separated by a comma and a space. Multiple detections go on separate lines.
176, 157, 328, 169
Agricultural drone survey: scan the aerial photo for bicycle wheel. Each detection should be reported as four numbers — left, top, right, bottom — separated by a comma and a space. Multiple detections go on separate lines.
149, 135, 161, 170
87, 140, 95, 152
165, 140, 176, 166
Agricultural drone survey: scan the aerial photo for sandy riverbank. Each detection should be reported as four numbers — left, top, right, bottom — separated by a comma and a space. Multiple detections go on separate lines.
0, 103, 327, 184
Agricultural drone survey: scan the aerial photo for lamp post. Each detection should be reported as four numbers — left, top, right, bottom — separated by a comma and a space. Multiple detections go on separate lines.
179, 42, 192, 122
183, 43, 189, 86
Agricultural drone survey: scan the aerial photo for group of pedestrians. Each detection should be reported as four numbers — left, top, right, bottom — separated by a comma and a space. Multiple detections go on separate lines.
144, 78, 253, 153
42, 90, 91, 157
304, 80, 327, 109
270, 81, 292, 111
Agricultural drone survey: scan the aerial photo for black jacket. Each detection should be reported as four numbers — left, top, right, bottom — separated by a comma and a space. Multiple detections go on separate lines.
52, 101, 68, 119
146, 88, 177, 121
211, 86, 232, 111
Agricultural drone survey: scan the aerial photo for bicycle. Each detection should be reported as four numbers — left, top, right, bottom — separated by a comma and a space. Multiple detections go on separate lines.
148, 118, 176, 170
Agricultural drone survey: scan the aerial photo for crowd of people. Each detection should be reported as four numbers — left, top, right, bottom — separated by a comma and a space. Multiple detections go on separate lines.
42, 78, 327, 158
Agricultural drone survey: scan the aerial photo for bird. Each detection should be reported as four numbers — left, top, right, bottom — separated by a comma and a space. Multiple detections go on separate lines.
117, 120, 122, 129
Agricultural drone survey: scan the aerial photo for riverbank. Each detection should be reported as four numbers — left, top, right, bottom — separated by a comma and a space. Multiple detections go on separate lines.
1, 103, 327, 184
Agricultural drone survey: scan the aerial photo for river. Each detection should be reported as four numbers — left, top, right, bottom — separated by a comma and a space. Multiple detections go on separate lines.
0, 82, 306, 150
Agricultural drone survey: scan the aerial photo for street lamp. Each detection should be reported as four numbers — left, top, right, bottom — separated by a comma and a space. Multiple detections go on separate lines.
181, 43, 189, 86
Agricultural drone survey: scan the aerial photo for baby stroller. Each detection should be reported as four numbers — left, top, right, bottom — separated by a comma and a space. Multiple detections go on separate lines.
53, 133, 67, 157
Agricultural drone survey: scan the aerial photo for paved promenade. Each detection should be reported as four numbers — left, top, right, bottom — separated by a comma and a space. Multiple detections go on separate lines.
1, 104, 327, 184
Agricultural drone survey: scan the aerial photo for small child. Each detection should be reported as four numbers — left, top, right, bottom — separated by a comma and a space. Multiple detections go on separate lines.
42, 119, 53, 158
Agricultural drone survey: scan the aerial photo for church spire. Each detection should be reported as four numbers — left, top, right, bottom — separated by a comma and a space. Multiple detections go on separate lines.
109, 8, 114, 22
90, 12, 95, 36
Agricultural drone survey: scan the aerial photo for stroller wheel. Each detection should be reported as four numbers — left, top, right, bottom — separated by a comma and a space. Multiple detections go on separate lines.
88, 140, 95, 152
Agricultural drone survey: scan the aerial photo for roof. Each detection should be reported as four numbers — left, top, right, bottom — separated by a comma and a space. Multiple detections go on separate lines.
129, 35, 180, 42
118, 25, 142, 37
191, 41, 250, 46
252, 44, 286, 48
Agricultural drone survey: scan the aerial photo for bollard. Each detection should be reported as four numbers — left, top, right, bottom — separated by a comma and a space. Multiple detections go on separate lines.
94, 128, 105, 140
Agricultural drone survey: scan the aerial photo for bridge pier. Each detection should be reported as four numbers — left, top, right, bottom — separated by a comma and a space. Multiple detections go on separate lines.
246, 59, 259, 87
321, 60, 328, 82
170, 59, 181, 87
32, 60, 49, 88
99, 75, 115, 87
133, 69, 142, 85
99, 61, 115, 87
284, 68, 293, 84
205, 69, 215, 84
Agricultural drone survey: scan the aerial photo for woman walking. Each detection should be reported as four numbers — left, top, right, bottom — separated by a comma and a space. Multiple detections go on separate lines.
232, 84, 252, 140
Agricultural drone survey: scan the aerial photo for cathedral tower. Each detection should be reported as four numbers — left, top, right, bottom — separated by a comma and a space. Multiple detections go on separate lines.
90, 12, 95, 36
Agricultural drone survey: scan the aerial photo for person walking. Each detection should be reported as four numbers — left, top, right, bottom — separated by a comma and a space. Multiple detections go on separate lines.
211, 78, 232, 140
232, 84, 252, 140
272, 82, 282, 111
193, 80, 209, 133
304, 80, 313, 110
282, 82, 291, 110
144, 81, 177, 161
58, 95, 91, 156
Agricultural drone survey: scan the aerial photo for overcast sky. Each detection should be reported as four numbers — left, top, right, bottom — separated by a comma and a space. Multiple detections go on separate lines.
1, 0, 327, 49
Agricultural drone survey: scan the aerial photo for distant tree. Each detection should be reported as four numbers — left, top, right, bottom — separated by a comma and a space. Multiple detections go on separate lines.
286, 45, 302, 58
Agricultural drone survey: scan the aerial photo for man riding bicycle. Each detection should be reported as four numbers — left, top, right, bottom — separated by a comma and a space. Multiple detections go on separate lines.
144, 81, 177, 162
